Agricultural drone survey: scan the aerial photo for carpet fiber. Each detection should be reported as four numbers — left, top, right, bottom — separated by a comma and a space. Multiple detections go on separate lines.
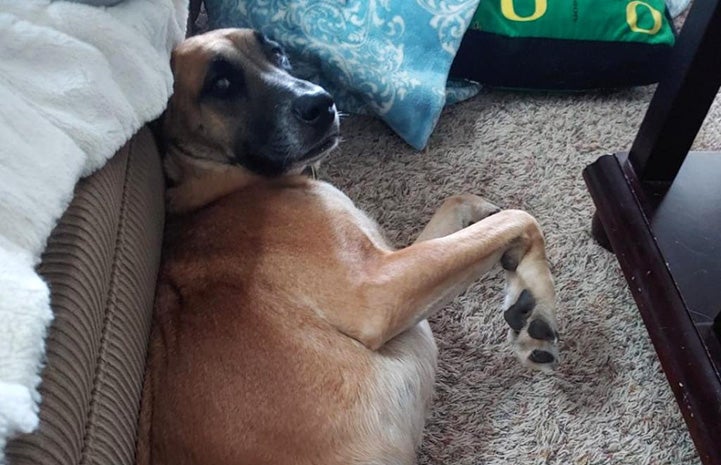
321, 83, 720, 464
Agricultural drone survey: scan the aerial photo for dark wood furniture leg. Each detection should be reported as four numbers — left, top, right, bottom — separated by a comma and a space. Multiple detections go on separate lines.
584, 1, 721, 464
590, 211, 611, 252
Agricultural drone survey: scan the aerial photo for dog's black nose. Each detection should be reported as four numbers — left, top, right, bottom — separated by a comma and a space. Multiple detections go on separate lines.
292, 92, 335, 127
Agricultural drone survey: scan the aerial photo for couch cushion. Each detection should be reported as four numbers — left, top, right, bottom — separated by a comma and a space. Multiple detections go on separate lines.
5, 127, 164, 465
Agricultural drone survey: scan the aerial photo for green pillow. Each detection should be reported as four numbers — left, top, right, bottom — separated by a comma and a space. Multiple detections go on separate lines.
450, 0, 676, 90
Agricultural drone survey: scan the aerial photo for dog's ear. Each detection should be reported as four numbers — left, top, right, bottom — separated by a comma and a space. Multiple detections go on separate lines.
149, 109, 169, 159
158, 50, 180, 159
158, 48, 183, 158
169, 50, 178, 75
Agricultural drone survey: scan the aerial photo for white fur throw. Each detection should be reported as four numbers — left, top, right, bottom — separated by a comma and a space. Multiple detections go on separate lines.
0, 1, 186, 462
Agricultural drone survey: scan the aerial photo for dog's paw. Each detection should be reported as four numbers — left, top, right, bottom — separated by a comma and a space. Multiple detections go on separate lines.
443, 194, 501, 228
504, 289, 560, 373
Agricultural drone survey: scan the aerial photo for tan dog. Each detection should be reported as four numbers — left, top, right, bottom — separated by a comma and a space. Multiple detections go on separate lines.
137, 28, 559, 465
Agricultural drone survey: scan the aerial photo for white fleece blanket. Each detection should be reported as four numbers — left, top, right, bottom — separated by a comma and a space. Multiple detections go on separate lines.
0, 0, 186, 461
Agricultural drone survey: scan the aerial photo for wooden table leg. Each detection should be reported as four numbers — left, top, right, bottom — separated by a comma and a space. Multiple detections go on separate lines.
628, 0, 721, 182
584, 1, 721, 463
591, 211, 612, 252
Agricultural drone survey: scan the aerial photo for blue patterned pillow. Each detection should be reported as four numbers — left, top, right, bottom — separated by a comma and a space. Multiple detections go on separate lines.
205, 0, 481, 150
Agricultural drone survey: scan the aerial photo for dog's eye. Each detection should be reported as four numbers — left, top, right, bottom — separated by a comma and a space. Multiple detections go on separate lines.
202, 56, 245, 101
269, 45, 290, 69
213, 77, 231, 93
207, 76, 234, 98
205, 74, 241, 99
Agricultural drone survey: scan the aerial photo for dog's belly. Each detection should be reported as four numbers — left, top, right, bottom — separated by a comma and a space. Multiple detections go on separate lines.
149, 297, 437, 465
357, 320, 438, 465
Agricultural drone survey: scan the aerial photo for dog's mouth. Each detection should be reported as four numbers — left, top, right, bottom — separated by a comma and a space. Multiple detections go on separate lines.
299, 131, 340, 163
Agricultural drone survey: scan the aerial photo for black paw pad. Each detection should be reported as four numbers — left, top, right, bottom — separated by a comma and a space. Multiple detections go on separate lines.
500, 249, 521, 271
503, 290, 535, 331
529, 350, 555, 364
527, 319, 557, 342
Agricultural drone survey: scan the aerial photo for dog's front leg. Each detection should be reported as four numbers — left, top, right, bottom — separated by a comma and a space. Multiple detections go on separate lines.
414, 194, 501, 243
339, 201, 558, 371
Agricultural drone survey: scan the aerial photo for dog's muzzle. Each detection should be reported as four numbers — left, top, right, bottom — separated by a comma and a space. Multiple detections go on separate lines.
290, 89, 339, 163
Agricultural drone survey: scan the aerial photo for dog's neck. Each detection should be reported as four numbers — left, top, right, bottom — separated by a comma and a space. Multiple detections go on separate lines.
164, 148, 264, 214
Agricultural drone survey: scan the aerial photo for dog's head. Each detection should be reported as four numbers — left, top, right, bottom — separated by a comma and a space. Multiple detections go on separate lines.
163, 28, 339, 180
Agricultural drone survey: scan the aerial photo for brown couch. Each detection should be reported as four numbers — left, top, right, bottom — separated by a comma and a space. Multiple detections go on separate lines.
5, 126, 165, 465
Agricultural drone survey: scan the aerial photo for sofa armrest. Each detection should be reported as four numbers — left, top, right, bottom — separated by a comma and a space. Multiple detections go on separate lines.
6, 126, 165, 465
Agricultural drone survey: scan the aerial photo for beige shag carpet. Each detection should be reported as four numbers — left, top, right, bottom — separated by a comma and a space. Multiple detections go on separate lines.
321, 84, 721, 464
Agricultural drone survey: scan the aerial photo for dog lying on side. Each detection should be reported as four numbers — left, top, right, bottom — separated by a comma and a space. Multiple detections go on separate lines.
137, 28, 560, 465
